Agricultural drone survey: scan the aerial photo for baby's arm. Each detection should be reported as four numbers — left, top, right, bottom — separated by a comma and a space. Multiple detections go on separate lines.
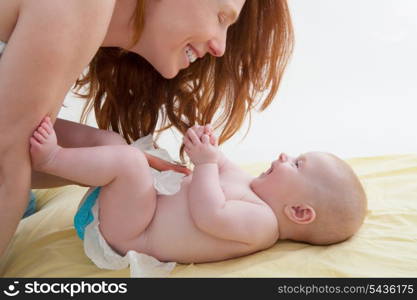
184, 129, 278, 246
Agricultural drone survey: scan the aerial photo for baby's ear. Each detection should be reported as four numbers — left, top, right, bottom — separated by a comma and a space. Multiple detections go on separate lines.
284, 204, 316, 225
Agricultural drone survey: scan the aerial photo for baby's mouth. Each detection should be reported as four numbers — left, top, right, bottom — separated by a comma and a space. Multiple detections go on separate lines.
260, 166, 273, 177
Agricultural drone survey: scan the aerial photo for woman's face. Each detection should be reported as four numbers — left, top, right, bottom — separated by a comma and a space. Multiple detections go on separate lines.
133, 0, 246, 79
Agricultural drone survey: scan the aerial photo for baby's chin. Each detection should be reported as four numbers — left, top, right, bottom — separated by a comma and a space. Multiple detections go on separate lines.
248, 178, 257, 191
249, 177, 263, 194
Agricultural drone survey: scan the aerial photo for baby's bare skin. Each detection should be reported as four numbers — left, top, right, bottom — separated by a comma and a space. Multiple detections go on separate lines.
81, 162, 276, 264
30, 119, 278, 264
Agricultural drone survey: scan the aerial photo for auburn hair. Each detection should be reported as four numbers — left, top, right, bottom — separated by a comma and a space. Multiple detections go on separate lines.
74, 0, 294, 157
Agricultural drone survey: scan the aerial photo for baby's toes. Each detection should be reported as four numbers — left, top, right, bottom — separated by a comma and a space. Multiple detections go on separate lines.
45, 116, 53, 125
33, 131, 46, 144
41, 119, 53, 134
38, 126, 49, 139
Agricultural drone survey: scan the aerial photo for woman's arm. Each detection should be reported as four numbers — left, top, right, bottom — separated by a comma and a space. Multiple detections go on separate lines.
145, 153, 191, 175
0, 0, 116, 257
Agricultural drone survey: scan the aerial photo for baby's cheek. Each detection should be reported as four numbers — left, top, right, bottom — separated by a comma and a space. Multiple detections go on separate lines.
277, 165, 298, 181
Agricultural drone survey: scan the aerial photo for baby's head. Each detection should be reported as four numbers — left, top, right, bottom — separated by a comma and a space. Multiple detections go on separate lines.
250, 152, 367, 245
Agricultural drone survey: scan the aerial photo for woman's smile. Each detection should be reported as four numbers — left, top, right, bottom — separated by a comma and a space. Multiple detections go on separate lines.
185, 44, 198, 64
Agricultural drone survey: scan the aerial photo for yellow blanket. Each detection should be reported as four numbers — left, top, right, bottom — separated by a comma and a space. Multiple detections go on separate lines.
1, 154, 416, 277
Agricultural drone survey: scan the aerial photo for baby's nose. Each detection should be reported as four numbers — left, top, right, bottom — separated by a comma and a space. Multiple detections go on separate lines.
279, 153, 288, 162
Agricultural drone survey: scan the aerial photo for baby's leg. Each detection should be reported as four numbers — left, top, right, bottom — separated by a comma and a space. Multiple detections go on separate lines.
32, 118, 128, 189
30, 117, 128, 186
30, 117, 156, 249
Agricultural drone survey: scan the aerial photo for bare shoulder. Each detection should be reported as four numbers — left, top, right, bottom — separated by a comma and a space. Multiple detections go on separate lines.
20, 0, 116, 46
0, 0, 116, 139
12, 0, 117, 76
21, 0, 116, 18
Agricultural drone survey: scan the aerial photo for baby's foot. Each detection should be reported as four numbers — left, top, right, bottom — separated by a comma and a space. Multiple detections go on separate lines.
30, 117, 61, 172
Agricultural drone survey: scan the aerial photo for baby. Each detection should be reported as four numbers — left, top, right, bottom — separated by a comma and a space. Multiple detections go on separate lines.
30, 117, 367, 265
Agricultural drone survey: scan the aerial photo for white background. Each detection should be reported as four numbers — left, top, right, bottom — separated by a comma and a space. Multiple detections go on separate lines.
59, 0, 417, 164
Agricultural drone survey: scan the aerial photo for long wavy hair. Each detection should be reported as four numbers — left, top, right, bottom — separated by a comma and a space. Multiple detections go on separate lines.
74, 0, 294, 157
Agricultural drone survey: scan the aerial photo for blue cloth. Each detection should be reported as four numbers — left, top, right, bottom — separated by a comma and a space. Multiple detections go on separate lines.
22, 191, 37, 219
74, 187, 101, 240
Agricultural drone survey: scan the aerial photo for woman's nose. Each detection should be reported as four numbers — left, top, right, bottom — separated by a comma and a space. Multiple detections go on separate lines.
207, 33, 226, 57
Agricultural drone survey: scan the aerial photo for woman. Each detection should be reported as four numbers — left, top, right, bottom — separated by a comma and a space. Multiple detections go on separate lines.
0, 0, 293, 257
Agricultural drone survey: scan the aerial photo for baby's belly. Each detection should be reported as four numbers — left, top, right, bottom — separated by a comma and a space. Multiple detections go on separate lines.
137, 177, 253, 263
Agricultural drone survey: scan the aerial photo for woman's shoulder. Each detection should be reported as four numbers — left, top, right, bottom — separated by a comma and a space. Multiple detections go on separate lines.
0, 0, 21, 42
0, 0, 118, 113
21, 0, 116, 13
18, 0, 116, 38
22, 0, 116, 19
16, 0, 117, 49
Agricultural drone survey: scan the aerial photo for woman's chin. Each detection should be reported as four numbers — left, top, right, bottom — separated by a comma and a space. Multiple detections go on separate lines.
158, 65, 179, 79
163, 73, 178, 79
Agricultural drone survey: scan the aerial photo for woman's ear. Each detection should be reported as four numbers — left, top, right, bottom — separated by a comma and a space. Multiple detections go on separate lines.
283, 204, 316, 225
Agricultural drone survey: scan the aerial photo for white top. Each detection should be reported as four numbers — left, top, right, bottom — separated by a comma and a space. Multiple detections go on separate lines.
0, 40, 5, 55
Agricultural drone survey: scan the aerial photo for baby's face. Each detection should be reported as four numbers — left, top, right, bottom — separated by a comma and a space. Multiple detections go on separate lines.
250, 152, 337, 205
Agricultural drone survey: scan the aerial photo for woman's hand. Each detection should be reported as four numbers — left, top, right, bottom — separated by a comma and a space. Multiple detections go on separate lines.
145, 152, 191, 175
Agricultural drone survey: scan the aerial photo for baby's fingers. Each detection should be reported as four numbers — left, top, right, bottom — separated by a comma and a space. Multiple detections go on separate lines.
204, 124, 212, 134
201, 134, 211, 145
186, 128, 201, 145
192, 125, 205, 137
209, 134, 218, 146
182, 135, 193, 148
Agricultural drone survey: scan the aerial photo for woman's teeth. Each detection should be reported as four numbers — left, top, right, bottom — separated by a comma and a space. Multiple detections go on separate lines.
185, 45, 197, 63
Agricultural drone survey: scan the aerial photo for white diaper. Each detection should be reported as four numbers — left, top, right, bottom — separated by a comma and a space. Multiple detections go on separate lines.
82, 135, 185, 277
132, 134, 186, 195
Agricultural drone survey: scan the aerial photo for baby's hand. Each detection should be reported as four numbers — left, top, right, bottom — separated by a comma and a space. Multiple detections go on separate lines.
190, 124, 218, 146
183, 127, 219, 165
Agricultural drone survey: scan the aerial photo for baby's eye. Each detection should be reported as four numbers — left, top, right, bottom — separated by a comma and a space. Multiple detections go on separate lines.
295, 160, 300, 168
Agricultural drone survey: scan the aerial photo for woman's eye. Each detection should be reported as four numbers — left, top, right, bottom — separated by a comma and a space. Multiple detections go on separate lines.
295, 160, 300, 168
